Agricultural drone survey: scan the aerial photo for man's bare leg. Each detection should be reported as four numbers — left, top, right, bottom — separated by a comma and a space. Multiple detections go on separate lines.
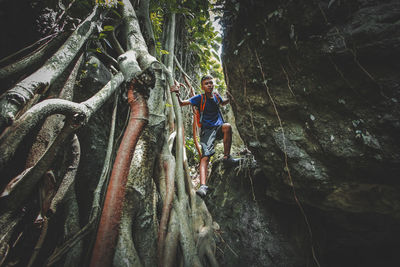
222, 123, 232, 159
199, 156, 210, 185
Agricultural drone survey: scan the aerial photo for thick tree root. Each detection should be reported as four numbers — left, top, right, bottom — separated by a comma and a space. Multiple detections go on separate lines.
0, 212, 23, 264
0, 71, 124, 175
0, 32, 68, 88
0, 1, 221, 266
90, 83, 149, 267
157, 131, 176, 266
0, 55, 83, 266
27, 217, 49, 267
58, 136, 83, 267
50, 135, 80, 214
163, 209, 180, 267
45, 92, 119, 267
0, 6, 102, 131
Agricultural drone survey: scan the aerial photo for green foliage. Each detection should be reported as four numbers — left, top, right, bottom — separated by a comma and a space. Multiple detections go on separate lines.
150, 8, 164, 57
185, 136, 200, 163
103, 25, 115, 31
95, 0, 119, 8
149, 0, 226, 92
186, 13, 225, 90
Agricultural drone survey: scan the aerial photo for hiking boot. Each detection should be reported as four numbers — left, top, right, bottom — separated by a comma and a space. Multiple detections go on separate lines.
223, 155, 240, 166
196, 185, 209, 198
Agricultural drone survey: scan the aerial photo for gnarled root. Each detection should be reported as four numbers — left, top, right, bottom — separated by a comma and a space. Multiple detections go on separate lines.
90, 82, 149, 267
157, 131, 176, 266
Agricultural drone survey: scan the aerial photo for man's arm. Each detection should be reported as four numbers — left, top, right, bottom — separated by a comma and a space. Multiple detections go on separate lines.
177, 96, 191, 107
170, 83, 191, 106
217, 93, 229, 106
220, 98, 229, 106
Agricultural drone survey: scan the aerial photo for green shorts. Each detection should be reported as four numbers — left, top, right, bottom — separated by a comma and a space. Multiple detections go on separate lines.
200, 125, 223, 157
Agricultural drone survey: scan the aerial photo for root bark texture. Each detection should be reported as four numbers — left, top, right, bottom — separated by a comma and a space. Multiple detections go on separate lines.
0, 6, 102, 130
0, 1, 221, 266
90, 82, 149, 267
157, 132, 176, 266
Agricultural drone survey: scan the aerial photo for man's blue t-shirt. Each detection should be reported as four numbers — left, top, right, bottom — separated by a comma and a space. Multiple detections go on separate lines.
189, 94, 224, 128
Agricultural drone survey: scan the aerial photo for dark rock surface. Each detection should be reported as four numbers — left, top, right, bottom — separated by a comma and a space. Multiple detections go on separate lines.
219, 0, 400, 266
206, 158, 311, 267
208, 158, 400, 266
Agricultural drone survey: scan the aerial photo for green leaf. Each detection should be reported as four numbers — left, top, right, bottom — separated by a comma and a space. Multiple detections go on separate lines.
160, 49, 170, 54
212, 43, 220, 51
112, 9, 122, 18
99, 33, 107, 39
96, 48, 102, 53
103, 25, 115, 31
165, 103, 173, 107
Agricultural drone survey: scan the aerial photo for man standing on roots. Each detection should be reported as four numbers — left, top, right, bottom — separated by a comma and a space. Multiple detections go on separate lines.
171, 74, 239, 197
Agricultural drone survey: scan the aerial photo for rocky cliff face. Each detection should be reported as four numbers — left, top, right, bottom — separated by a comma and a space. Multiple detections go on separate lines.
206, 159, 311, 267
219, 0, 400, 266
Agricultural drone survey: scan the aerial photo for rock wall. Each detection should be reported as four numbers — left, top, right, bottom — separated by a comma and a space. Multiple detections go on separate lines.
220, 0, 400, 266
206, 159, 312, 267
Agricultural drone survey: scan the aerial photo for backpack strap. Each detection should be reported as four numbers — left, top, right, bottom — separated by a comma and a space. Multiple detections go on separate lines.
198, 94, 206, 127
200, 94, 206, 112
213, 92, 225, 123
213, 92, 223, 104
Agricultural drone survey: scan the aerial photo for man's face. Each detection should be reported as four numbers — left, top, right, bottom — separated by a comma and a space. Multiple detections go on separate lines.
201, 78, 214, 93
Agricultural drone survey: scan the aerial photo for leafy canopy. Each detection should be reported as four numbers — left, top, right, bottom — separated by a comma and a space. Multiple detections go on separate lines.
150, 0, 226, 93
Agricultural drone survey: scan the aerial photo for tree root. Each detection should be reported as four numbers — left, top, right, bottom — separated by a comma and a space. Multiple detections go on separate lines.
0, 71, 124, 175
137, 0, 156, 56
45, 91, 118, 266
1, 134, 80, 266
0, 117, 79, 214
0, 1, 224, 266
0, 32, 68, 87
0, 5, 103, 131
59, 139, 83, 267
90, 82, 149, 267
157, 134, 176, 267
114, 194, 143, 267
49, 134, 80, 214
0, 211, 23, 264
0, 54, 83, 265
163, 209, 180, 267
0, 33, 57, 67
27, 217, 48, 267
0, 1, 222, 265
113, 129, 160, 267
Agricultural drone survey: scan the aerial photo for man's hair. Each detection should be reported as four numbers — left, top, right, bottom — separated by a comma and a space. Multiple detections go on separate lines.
201, 75, 213, 84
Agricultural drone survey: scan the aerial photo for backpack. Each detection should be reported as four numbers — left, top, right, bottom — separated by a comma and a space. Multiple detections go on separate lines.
195, 93, 223, 128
